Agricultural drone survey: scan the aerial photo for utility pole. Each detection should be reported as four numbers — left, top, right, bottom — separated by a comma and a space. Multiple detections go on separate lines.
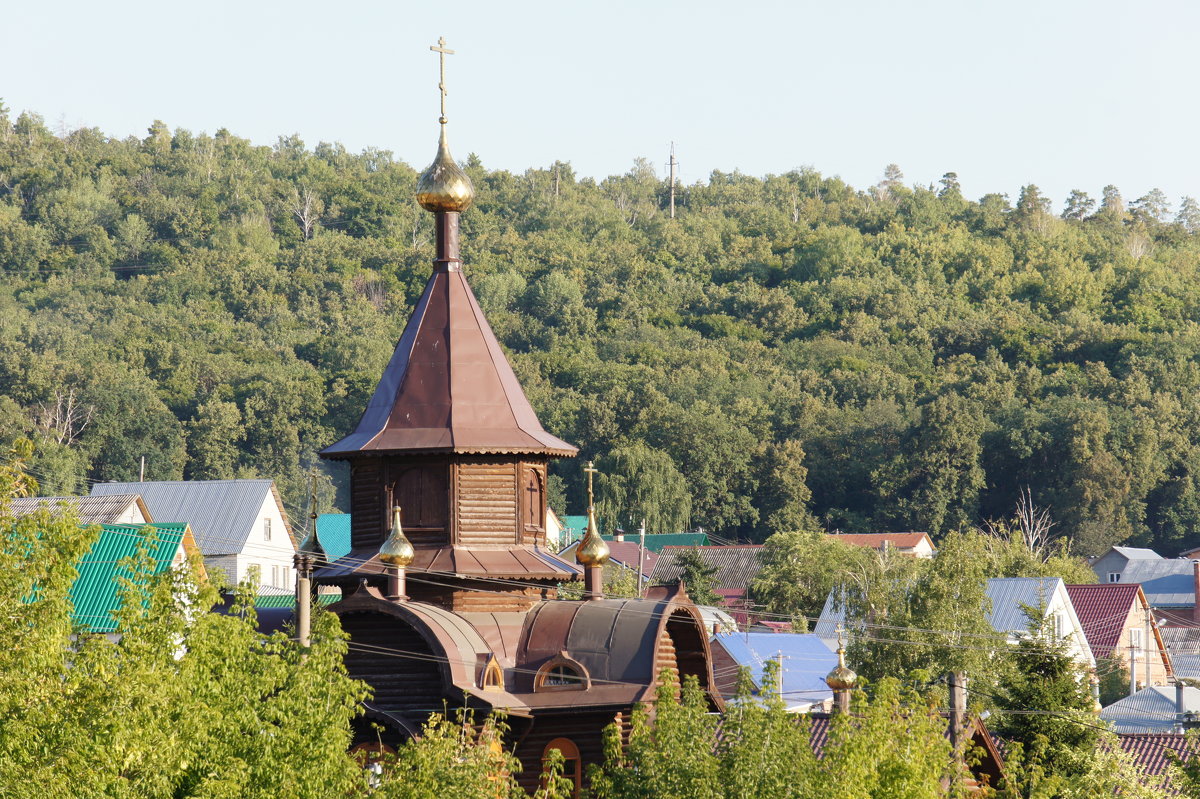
139, 455, 145, 482
1130, 631, 1139, 696
776, 651, 785, 700
668, 142, 678, 219
553, 163, 560, 198
637, 519, 646, 597
294, 472, 321, 650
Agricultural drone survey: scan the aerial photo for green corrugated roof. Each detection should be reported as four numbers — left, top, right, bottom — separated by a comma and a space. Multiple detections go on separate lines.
252, 592, 340, 609
315, 513, 352, 561
69, 523, 188, 633
601, 532, 708, 552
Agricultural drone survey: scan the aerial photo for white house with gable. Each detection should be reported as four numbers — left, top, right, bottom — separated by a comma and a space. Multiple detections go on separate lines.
816, 576, 1095, 671
91, 479, 296, 590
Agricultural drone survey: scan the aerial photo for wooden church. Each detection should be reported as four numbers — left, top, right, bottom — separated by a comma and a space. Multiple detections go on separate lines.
312, 48, 722, 794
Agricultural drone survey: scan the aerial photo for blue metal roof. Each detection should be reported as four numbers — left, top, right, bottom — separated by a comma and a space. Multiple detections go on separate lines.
711, 632, 837, 711
1120, 560, 1196, 607
315, 513, 351, 562
1100, 686, 1200, 734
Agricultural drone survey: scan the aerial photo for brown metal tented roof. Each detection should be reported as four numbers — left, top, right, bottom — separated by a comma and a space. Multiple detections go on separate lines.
321, 266, 577, 458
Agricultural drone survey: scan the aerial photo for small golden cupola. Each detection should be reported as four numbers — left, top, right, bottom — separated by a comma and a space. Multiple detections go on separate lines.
575, 462, 610, 568
380, 506, 415, 601
380, 505, 416, 567
825, 630, 857, 713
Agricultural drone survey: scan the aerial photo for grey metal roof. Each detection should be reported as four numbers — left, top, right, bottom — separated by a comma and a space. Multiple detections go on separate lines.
91, 480, 288, 556
985, 577, 1063, 633
9, 494, 148, 525
1113, 547, 1164, 560
649, 545, 764, 591
815, 578, 1064, 645
1100, 685, 1200, 734
1161, 627, 1200, 681
1119, 560, 1197, 607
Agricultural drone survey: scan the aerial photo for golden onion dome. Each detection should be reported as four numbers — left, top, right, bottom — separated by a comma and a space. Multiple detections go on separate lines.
416, 125, 475, 213
379, 506, 415, 567
575, 505, 610, 567
825, 646, 857, 692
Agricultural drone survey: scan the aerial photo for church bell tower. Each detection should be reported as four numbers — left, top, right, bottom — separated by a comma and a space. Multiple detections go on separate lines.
318, 40, 579, 610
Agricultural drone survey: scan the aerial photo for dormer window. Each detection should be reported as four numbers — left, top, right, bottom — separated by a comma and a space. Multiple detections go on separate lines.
479, 654, 504, 691
534, 652, 590, 691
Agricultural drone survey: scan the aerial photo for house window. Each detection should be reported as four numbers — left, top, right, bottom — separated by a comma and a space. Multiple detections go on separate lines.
264, 518, 272, 541
1108, 572, 1120, 583
1131, 628, 1144, 651
534, 653, 589, 691
542, 738, 581, 799
1051, 612, 1064, 639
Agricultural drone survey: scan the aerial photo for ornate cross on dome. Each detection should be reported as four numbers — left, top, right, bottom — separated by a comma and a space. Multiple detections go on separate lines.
430, 36, 455, 123
584, 461, 598, 508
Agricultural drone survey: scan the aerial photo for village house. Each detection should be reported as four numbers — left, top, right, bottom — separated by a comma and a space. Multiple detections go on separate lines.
9, 493, 151, 525
827, 531, 935, 558
558, 538, 658, 585
709, 632, 838, 712
306, 112, 722, 797
1100, 683, 1200, 734
649, 544, 764, 621
1065, 583, 1172, 692
91, 479, 295, 591
815, 577, 1095, 671
1090, 545, 1164, 584
70, 522, 204, 638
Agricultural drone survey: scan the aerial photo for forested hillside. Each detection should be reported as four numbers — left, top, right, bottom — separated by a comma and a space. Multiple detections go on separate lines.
2, 103, 1200, 555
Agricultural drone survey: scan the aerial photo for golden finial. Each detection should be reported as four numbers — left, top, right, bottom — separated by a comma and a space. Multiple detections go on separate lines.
576, 461, 610, 567
380, 506, 415, 567
825, 626, 857, 691
416, 37, 475, 213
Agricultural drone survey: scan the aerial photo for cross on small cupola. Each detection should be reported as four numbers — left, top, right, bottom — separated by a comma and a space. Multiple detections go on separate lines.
430, 36, 455, 124
584, 461, 598, 509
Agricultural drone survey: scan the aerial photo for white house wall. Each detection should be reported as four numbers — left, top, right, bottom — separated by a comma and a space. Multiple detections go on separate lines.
234, 491, 296, 591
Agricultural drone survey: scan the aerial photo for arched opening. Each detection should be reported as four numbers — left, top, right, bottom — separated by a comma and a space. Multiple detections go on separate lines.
339, 611, 445, 716
542, 737, 581, 798
665, 608, 709, 687
534, 652, 590, 691
385, 463, 447, 545
523, 466, 545, 533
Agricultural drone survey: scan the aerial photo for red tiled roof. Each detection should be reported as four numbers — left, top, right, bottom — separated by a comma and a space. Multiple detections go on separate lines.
828, 532, 931, 550
1065, 583, 1143, 659
1119, 733, 1194, 777
604, 541, 658, 575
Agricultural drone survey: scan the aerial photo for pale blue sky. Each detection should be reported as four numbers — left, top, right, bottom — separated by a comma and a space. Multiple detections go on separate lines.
4, 0, 1196, 211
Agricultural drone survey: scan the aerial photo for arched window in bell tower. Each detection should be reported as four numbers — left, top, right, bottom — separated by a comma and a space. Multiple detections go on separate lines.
523, 466, 545, 533
385, 463, 447, 545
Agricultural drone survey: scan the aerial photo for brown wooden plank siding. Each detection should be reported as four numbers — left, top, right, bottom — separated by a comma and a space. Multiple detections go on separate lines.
350, 461, 384, 549
339, 612, 448, 715
513, 711, 621, 795
457, 462, 519, 545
